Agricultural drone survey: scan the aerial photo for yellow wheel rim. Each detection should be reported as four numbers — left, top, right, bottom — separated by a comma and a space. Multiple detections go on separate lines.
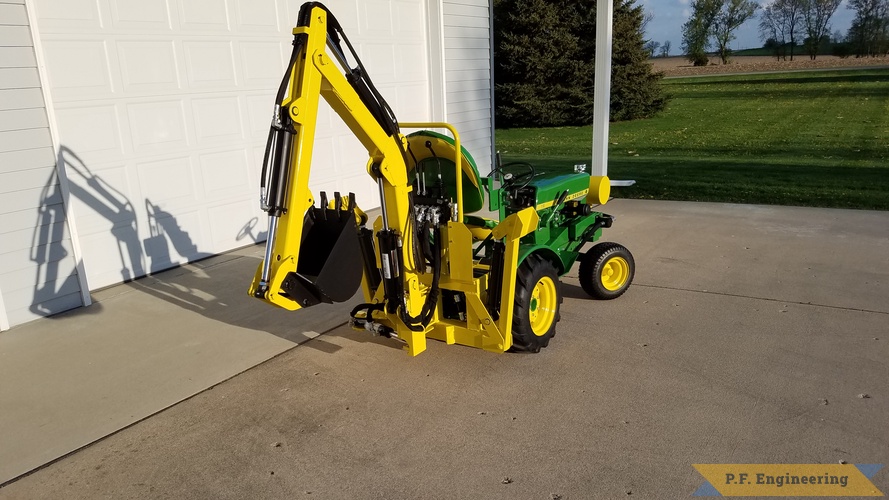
601, 256, 630, 291
529, 276, 557, 336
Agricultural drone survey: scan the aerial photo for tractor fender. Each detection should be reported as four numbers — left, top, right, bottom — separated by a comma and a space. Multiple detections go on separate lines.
518, 245, 569, 276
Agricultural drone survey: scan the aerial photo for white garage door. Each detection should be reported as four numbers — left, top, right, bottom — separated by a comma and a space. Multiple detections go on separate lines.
33, 0, 433, 290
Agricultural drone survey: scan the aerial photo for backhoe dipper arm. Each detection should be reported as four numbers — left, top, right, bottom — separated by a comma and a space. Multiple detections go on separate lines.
249, 3, 427, 327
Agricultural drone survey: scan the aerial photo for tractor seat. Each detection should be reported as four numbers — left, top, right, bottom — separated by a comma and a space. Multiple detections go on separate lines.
405, 130, 485, 214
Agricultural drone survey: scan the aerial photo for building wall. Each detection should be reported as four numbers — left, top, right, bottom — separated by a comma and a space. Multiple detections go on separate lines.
29, 0, 433, 292
0, 0, 83, 329
442, 0, 493, 173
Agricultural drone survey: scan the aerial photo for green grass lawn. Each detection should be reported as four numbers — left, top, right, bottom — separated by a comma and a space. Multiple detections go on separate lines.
495, 69, 889, 210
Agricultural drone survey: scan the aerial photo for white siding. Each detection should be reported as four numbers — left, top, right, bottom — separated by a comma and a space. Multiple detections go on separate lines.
0, 0, 83, 328
442, 0, 493, 173
32, 0, 432, 291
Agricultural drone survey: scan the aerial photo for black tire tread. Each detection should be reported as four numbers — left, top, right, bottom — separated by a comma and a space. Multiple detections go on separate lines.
510, 254, 561, 353
579, 242, 635, 300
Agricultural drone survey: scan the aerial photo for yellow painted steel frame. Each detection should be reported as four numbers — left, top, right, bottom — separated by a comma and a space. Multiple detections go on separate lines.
251, 6, 538, 356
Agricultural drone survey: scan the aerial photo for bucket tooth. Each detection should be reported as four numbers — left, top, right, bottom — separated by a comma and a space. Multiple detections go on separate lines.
333, 192, 342, 219
319, 192, 328, 219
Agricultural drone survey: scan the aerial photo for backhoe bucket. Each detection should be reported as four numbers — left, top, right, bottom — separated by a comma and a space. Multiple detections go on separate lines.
279, 192, 364, 307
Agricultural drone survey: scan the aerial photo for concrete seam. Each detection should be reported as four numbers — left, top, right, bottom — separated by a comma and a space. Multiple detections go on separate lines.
634, 283, 889, 316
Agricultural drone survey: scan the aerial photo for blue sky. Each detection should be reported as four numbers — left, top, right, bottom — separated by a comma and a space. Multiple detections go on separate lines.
640, 0, 857, 54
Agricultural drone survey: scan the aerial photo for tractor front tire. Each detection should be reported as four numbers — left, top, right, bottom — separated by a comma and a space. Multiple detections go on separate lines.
579, 242, 635, 300
510, 254, 561, 353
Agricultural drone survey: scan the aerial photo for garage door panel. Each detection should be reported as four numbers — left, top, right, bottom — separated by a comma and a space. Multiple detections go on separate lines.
41, 40, 114, 101
191, 96, 244, 145
206, 199, 260, 250
234, 0, 280, 33
394, 0, 424, 36
109, 0, 172, 30
307, 136, 337, 185
245, 94, 271, 139
136, 156, 196, 207
361, 0, 393, 37
55, 105, 124, 162
66, 164, 139, 233
178, 0, 231, 32
182, 41, 237, 89
117, 40, 180, 92
359, 43, 396, 81
335, 135, 376, 207
126, 100, 189, 153
249, 144, 264, 188
238, 41, 285, 88
144, 208, 206, 273
395, 42, 426, 82
78, 229, 143, 287
390, 83, 429, 120
199, 149, 250, 199
332, 0, 359, 31
33, 0, 102, 30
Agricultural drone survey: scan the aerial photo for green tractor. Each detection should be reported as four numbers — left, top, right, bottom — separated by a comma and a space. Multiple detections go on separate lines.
406, 130, 635, 353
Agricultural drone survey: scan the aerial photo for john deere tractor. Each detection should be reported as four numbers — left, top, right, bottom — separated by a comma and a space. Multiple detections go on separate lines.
249, 2, 635, 356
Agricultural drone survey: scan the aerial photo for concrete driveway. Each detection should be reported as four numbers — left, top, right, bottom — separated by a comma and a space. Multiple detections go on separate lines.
1, 199, 887, 499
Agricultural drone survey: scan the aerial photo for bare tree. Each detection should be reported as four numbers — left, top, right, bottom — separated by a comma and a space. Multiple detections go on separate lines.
644, 40, 661, 57
802, 0, 843, 59
642, 11, 654, 33
760, 3, 789, 60
712, 0, 760, 63
760, 0, 804, 60
661, 40, 672, 57
847, 0, 889, 57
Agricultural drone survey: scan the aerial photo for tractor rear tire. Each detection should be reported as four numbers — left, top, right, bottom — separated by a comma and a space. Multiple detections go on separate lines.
510, 254, 561, 353
579, 242, 634, 300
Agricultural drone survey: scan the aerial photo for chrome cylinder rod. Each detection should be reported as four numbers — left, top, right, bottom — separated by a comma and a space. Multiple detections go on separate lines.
258, 215, 280, 289
377, 175, 389, 229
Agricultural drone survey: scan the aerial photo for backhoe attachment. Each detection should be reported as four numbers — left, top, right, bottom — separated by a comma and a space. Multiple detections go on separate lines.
249, 2, 407, 313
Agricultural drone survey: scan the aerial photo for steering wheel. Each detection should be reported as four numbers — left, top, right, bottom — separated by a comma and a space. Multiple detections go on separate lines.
487, 161, 536, 191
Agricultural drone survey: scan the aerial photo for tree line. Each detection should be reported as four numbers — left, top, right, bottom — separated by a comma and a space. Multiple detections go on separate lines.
760, 0, 889, 59
493, 0, 668, 128
681, 0, 889, 65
